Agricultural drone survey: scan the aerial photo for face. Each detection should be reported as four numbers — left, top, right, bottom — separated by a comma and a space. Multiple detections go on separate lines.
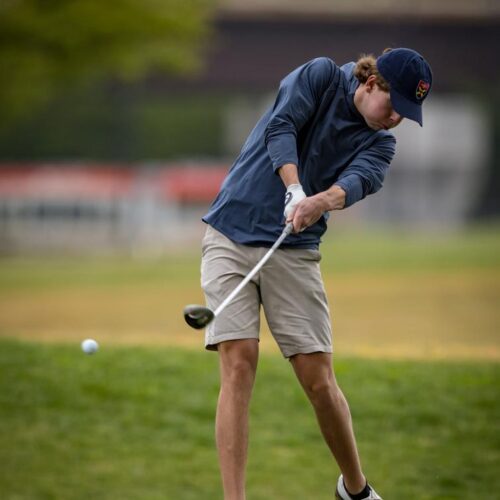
359, 81, 403, 131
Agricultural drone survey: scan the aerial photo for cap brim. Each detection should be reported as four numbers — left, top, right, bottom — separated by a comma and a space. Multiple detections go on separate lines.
390, 88, 423, 126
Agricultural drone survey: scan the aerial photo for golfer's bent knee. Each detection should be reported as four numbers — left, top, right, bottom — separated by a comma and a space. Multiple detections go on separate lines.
305, 379, 333, 397
304, 379, 344, 408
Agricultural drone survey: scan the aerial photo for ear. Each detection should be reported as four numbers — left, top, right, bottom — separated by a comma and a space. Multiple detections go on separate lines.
365, 74, 378, 93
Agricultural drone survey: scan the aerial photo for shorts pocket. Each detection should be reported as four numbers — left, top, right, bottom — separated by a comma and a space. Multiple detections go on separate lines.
299, 249, 322, 263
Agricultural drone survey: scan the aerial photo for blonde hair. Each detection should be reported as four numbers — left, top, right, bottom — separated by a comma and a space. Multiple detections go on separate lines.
354, 48, 392, 91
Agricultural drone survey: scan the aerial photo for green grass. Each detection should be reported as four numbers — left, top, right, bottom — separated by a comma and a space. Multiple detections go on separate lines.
0, 254, 200, 293
319, 223, 500, 273
0, 226, 499, 497
1, 339, 498, 499
0, 224, 499, 293
1, 226, 499, 359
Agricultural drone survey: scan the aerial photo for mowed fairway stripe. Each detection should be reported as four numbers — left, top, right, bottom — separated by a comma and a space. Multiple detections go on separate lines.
0, 268, 498, 360
324, 269, 499, 360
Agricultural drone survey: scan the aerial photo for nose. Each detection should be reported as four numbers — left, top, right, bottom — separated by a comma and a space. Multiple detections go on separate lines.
390, 111, 403, 126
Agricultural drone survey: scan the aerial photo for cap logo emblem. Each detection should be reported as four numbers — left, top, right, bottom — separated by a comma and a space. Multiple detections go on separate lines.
416, 80, 430, 100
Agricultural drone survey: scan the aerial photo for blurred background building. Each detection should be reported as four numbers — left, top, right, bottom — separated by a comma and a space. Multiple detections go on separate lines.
0, 0, 499, 254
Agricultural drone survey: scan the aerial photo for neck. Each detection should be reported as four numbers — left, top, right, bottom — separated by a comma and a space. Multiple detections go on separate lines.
353, 84, 365, 116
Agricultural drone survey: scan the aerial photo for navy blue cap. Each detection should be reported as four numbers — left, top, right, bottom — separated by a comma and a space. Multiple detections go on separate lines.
376, 48, 432, 126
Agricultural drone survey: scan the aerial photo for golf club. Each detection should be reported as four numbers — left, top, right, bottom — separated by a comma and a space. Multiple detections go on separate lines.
184, 222, 294, 329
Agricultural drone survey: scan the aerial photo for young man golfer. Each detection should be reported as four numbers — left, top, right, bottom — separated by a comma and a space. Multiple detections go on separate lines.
200, 48, 432, 499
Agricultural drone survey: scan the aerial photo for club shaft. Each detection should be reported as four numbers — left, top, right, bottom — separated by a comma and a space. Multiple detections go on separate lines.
213, 223, 293, 318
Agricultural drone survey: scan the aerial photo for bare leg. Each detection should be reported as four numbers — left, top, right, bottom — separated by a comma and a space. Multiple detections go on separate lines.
216, 339, 259, 500
290, 352, 366, 494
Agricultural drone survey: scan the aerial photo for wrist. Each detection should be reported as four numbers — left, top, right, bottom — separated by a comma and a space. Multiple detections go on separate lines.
278, 163, 300, 187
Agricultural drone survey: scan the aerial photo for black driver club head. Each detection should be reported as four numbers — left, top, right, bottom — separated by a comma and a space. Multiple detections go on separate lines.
183, 304, 215, 329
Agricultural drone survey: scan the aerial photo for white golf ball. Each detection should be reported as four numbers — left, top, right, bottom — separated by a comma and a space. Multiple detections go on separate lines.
81, 338, 99, 355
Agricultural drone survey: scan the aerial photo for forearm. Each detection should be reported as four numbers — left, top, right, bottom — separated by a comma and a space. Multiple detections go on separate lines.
287, 184, 345, 232
279, 164, 346, 211
317, 184, 346, 211
282, 178, 346, 232
278, 163, 300, 187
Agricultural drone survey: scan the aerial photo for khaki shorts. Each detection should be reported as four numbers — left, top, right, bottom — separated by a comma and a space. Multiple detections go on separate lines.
201, 225, 332, 358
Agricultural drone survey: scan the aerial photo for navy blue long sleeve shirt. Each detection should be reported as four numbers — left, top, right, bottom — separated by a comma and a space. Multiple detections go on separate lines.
203, 57, 396, 248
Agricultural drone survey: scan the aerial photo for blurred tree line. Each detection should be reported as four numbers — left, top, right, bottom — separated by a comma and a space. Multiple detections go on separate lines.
0, 0, 221, 159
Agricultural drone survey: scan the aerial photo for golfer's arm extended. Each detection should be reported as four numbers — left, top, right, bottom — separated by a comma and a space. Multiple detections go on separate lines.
278, 163, 346, 211
318, 185, 346, 211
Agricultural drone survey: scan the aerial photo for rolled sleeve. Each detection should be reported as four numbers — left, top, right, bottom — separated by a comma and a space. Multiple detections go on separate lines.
334, 175, 364, 208
334, 135, 396, 208
266, 128, 299, 171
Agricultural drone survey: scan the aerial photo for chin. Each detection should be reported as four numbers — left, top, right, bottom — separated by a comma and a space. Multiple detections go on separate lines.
367, 122, 382, 131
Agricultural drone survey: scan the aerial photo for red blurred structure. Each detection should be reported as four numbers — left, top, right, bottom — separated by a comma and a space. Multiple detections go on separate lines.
0, 162, 228, 254
0, 163, 226, 203
158, 165, 227, 204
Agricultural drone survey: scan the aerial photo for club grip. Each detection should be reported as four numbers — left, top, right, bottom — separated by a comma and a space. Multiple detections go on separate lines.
283, 222, 294, 236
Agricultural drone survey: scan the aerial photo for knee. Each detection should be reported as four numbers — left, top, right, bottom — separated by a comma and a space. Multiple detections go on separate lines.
303, 378, 333, 398
303, 376, 343, 407
219, 340, 258, 388
221, 357, 257, 390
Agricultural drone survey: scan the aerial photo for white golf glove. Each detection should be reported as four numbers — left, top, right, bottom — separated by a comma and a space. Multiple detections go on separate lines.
284, 183, 306, 220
